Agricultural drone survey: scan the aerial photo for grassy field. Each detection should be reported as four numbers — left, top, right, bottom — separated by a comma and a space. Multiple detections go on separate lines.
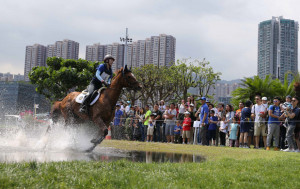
0, 140, 299, 188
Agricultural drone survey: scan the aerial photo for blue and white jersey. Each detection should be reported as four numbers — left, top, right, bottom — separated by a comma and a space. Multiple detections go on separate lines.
93, 64, 113, 84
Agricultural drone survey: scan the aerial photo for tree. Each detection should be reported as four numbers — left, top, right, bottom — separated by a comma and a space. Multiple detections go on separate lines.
29, 57, 100, 102
172, 59, 198, 101
231, 74, 295, 107
193, 59, 221, 98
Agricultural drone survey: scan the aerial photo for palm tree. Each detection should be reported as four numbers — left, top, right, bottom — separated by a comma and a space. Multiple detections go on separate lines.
231, 75, 277, 107
273, 73, 295, 101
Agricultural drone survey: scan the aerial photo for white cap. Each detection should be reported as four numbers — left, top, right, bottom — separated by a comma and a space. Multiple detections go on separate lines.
190, 103, 194, 106
262, 97, 267, 101
184, 111, 190, 114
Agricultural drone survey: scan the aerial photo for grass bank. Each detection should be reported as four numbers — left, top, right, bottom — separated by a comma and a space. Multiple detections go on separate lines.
0, 140, 299, 188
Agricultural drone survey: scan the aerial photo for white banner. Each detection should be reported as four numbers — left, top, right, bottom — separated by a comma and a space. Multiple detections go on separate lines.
193, 121, 200, 128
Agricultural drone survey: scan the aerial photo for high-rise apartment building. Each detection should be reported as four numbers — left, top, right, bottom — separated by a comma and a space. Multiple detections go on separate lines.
258, 16, 298, 83
46, 39, 79, 60
25, 39, 79, 81
85, 34, 176, 70
24, 44, 47, 81
85, 43, 105, 62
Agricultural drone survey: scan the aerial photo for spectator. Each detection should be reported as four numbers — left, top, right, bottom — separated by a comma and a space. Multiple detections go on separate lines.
135, 107, 145, 142
143, 105, 152, 141
235, 101, 244, 147
132, 119, 141, 141
113, 104, 124, 139
295, 119, 300, 152
152, 104, 163, 142
251, 95, 268, 149
175, 103, 179, 118
225, 104, 235, 146
267, 97, 284, 151
125, 101, 131, 115
190, 95, 197, 111
188, 103, 196, 143
147, 114, 156, 142
229, 116, 239, 147
209, 104, 218, 117
196, 97, 209, 145
174, 120, 182, 144
282, 96, 299, 152
164, 103, 177, 143
219, 114, 227, 146
162, 105, 170, 142
178, 99, 186, 120
239, 100, 252, 148
159, 100, 166, 112
279, 95, 292, 149
125, 106, 135, 140
182, 111, 192, 144
120, 101, 125, 112
216, 103, 225, 146
208, 110, 218, 146
262, 97, 268, 107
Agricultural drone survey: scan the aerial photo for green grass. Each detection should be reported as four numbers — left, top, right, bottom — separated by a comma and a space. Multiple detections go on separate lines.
0, 140, 299, 188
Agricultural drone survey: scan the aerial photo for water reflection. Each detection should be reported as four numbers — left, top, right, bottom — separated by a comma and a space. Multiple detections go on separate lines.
0, 146, 205, 163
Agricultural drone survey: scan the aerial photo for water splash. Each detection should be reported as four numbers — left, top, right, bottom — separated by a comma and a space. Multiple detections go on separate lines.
0, 121, 99, 152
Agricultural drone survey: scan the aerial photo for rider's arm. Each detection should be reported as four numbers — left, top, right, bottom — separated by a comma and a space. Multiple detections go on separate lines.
95, 70, 104, 82
107, 75, 112, 84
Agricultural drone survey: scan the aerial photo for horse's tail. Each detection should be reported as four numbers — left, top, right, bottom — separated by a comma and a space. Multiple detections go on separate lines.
50, 101, 62, 123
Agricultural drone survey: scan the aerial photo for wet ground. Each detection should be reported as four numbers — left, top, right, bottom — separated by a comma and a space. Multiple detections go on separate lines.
0, 146, 205, 163
0, 124, 205, 163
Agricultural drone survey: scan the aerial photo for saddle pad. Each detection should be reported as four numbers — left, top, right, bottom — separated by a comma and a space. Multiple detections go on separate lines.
75, 87, 106, 105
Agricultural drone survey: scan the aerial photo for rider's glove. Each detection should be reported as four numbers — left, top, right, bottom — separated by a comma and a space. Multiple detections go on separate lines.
102, 80, 108, 87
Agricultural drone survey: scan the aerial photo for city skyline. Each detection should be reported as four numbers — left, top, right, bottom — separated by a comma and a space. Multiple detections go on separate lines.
258, 16, 298, 83
86, 34, 176, 71
2, 1, 300, 80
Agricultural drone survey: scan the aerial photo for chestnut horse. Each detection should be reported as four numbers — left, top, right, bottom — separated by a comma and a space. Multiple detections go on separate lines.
51, 65, 142, 152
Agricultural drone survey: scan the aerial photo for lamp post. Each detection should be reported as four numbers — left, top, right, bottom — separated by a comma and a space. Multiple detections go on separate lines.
120, 28, 132, 68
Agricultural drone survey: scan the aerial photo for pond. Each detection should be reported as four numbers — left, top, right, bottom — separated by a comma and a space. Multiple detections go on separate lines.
0, 146, 205, 163
0, 124, 205, 163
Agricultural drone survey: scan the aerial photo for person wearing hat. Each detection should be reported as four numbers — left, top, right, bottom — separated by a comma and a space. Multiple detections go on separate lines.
182, 111, 192, 144
113, 104, 123, 139
79, 54, 115, 114
195, 97, 209, 145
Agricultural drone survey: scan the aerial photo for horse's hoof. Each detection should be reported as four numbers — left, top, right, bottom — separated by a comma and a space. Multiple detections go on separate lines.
85, 145, 96, 153
90, 139, 98, 144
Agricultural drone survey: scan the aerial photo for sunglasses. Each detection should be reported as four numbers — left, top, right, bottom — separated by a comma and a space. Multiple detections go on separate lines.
273, 100, 278, 102
292, 99, 297, 102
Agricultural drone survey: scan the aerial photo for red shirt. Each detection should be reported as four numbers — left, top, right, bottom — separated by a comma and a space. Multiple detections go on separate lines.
182, 117, 192, 131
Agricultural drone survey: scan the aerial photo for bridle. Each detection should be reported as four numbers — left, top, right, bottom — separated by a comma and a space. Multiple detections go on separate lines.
108, 70, 139, 91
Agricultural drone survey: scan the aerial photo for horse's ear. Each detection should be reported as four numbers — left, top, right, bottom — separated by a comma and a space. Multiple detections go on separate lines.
124, 65, 128, 72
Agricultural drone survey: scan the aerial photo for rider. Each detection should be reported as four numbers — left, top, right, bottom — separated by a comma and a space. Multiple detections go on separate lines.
79, 54, 115, 113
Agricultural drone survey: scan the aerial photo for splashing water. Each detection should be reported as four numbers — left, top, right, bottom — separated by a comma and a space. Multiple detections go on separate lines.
0, 120, 99, 155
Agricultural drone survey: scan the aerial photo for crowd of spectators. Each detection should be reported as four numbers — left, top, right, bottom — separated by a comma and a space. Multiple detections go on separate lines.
111, 95, 300, 152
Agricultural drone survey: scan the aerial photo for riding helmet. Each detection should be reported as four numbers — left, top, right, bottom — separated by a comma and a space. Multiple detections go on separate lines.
104, 54, 115, 63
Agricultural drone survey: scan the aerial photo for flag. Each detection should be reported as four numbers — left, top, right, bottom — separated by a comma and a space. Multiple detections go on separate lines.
34, 104, 39, 109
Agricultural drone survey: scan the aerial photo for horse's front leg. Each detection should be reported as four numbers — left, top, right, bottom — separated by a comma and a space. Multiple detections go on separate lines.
86, 117, 108, 152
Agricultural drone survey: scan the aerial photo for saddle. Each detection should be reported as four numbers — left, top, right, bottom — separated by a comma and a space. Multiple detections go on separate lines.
75, 87, 106, 105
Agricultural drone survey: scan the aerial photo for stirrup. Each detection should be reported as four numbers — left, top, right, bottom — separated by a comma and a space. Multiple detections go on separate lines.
79, 106, 87, 113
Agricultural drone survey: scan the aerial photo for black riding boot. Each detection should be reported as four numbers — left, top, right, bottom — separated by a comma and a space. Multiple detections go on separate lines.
79, 96, 89, 114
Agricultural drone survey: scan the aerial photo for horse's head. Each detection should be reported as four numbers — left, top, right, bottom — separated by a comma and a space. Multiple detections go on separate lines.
120, 65, 142, 90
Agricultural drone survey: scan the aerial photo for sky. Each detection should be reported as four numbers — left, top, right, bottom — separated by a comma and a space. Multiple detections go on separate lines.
0, 0, 299, 80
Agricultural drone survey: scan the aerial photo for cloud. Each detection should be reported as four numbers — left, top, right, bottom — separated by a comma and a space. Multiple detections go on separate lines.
0, 0, 299, 80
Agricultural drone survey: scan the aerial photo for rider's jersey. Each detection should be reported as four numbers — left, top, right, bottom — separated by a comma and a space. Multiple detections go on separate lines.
93, 63, 113, 84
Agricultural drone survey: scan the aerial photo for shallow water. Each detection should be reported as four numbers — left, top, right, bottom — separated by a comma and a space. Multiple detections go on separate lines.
0, 123, 205, 163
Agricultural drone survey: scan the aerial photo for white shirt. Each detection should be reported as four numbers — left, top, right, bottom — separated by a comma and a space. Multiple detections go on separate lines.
179, 104, 185, 114
251, 104, 267, 122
